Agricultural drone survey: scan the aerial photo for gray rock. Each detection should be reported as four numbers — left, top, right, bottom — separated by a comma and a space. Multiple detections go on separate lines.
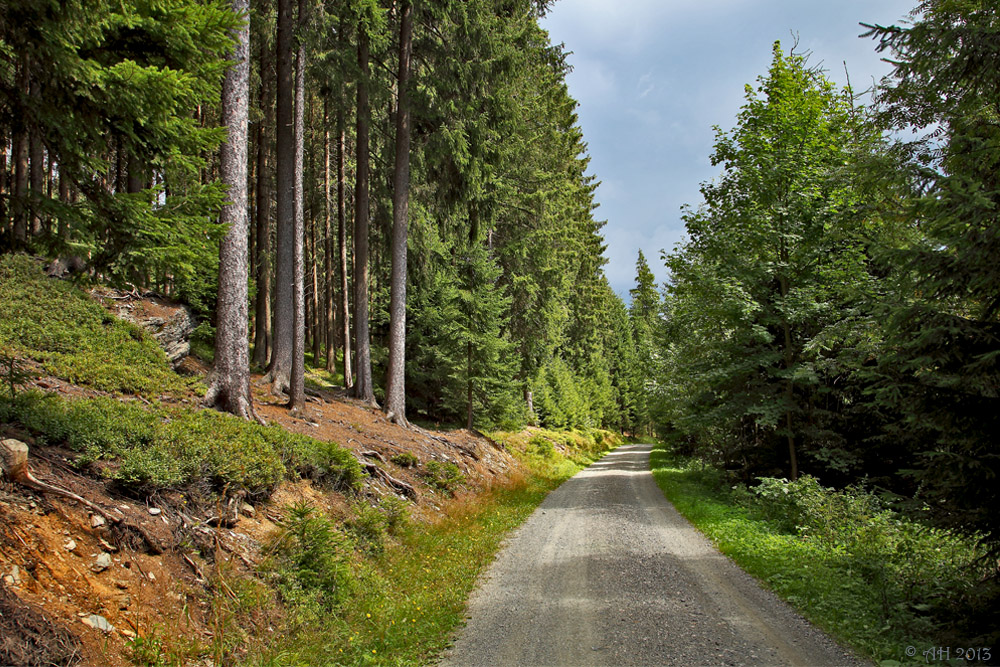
92, 552, 113, 572
100, 290, 197, 368
148, 507, 162, 516
64, 539, 77, 552
90, 514, 106, 528
81, 614, 113, 632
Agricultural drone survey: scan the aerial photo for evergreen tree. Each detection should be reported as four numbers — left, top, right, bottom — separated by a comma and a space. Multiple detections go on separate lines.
385, 0, 414, 426
628, 250, 659, 434
656, 43, 890, 479
866, 1, 1000, 557
352, 4, 378, 406
0, 0, 236, 288
267, 0, 296, 395
205, 0, 258, 421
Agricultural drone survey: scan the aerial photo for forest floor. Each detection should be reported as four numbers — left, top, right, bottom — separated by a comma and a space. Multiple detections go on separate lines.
440, 444, 866, 667
0, 287, 529, 666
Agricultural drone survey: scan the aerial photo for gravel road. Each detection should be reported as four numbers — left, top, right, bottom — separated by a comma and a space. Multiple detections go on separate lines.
439, 443, 866, 667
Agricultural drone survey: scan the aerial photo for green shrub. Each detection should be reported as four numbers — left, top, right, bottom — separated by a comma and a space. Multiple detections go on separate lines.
423, 460, 464, 493
528, 435, 554, 458
736, 472, 988, 642
277, 430, 363, 491
0, 391, 361, 498
345, 501, 389, 554
265, 502, 352, 612
0, 345, 33, 399
390, 451, 419, 468
379, 496, 409, 535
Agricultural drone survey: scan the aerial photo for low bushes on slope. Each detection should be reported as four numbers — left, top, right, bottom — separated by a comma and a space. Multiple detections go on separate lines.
0, 390, 361, 497
493, 426, 621, 479
0, 254, 190, 397
236, 428, 618, 666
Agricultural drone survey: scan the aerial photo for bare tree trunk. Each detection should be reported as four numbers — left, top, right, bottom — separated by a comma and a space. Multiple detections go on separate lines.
252, 31, 273, 369
57, 166, 70, 240
305, 176, 314, 354
309, 101, 322, 363
324, 98, 336, 373
127, 154, 143, 194
467, 340, 474, 431
205, 0, 258, 422
287, 0, 307, 414
13, 126, 28, 245
385, 0, 414, 426
29, 78, 44, 238
266, 0, 295, 395
353, 27, 376, 406
337, 104, 353, 389
0, 145, 8, 237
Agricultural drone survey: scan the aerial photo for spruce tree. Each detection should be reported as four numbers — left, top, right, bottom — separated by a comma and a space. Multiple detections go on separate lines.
205, 0, 258, 421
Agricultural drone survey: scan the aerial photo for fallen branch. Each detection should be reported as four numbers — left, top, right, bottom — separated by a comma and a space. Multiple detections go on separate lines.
182, 553, 206, 581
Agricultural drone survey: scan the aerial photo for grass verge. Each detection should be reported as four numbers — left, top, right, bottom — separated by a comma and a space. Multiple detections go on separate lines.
217, 429, 619, 666
649, 444, 994, 666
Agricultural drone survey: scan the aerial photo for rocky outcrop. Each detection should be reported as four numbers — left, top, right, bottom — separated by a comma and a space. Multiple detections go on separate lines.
91, 288, 198, 368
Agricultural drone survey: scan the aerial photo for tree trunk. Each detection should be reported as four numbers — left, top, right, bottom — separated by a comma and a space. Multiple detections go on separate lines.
525, 387, 535, 425
309, 105, 321, 364
57, 166, 70, 240
466, 340, 474, 431
267, 0, 295, 395
12, 126, 28, 245
287, 0, 308, 414
29, 78, 44, 238
324, 98, 336, 374
0, 146, 8, 238
385, 0, 414, 426
305, 177, 314, 353
353, 26, 376, 406
127, 154, 143, 194
337, 103, 353, 389
778, 241, 798, 481
204, 0, 258, 422
252, 31, 273, 369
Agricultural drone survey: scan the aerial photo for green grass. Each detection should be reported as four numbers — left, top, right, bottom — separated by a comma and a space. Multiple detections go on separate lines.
245, 478, 554, 666
222, 430, 619, 667
0, 254, 193, 397
494, 426, 621, 476
649, 444, 990, 665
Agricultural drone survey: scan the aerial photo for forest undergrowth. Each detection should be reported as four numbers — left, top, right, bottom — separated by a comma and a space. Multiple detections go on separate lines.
650, 442, 997, 665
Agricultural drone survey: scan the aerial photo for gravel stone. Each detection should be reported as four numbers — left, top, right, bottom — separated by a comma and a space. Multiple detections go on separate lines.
439, 444, 867, 667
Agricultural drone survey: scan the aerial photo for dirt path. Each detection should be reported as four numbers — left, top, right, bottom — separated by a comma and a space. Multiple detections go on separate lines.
439, 444, 865, 667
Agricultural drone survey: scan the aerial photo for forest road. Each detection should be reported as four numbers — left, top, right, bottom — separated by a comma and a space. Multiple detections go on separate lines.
438, 443, 866, 667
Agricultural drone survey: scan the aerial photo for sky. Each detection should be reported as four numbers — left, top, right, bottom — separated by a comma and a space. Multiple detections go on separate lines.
539, 0, 917, 299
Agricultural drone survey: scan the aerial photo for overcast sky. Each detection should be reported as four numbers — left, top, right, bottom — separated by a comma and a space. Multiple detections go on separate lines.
539, 0, 917, 299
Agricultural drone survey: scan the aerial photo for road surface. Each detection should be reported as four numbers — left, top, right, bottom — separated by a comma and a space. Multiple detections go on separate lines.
439, 443, 864, 667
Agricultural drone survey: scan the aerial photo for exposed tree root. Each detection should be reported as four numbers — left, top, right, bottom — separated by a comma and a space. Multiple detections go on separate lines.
1, 439, 122, 525
356, 456, 417, 500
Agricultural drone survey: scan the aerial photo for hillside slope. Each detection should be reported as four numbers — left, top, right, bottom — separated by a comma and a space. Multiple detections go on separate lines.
1, 255, 608, 666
